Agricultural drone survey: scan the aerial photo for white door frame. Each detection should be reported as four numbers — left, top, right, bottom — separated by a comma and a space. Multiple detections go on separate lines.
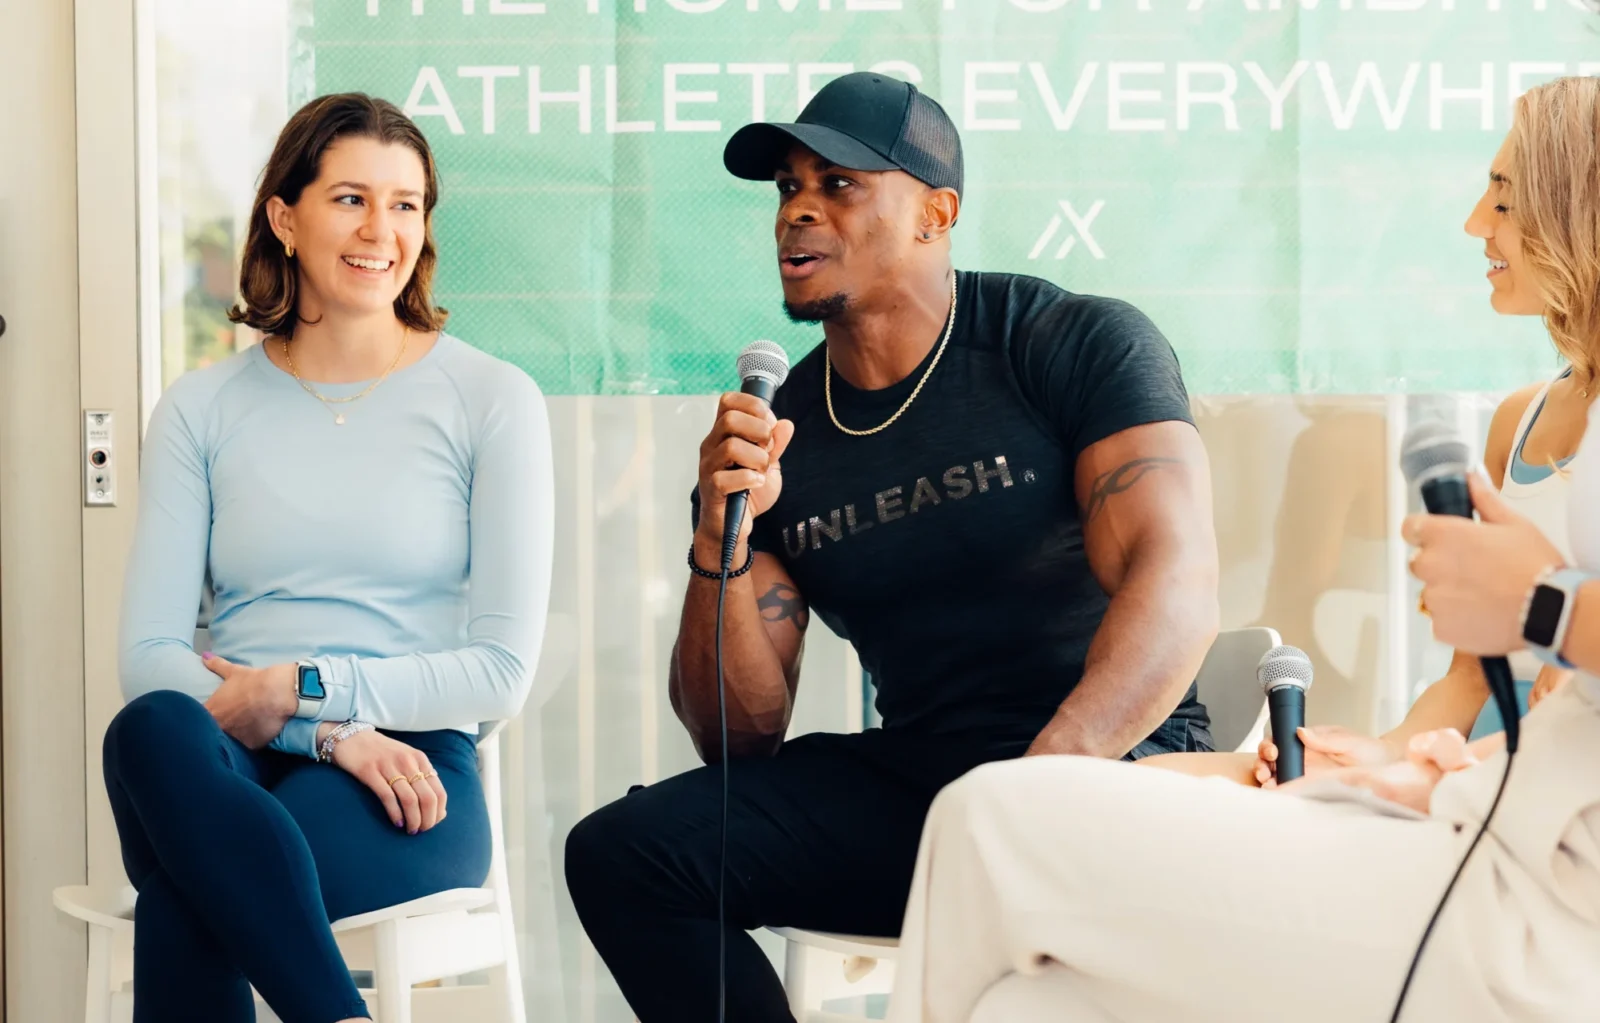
77, 0, 145, 908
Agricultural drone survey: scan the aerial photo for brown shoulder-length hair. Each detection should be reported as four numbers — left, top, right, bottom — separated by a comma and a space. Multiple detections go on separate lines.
228, 93, 447, 338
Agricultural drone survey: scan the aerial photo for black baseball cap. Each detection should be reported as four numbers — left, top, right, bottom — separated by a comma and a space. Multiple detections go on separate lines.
723, 72, 963, 197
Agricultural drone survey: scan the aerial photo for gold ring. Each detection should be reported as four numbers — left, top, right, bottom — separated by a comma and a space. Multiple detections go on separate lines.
387, 775, 408, 787
408, 772, 428, 784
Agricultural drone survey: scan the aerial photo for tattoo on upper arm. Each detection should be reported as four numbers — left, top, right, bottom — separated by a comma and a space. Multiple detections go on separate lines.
757, 583, 809, 631
1083, 457, 1182, 524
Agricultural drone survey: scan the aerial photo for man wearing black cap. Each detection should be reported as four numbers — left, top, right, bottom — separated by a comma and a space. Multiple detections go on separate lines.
566, 72, 1221, 1021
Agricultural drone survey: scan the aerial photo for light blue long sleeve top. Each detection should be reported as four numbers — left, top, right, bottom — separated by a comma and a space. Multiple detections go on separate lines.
119, 333, 555, 758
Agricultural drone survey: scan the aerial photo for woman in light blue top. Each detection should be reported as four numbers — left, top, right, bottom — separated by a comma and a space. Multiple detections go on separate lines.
105, 93, 553, 1023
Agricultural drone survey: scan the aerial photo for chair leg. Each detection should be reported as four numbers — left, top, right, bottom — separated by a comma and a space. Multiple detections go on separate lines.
86, 924, 112, 1023
373, 919, 411, 1023
481, 733, 526, 1023
488, 961, 527, 1023
783, 937, 809, 1020
497, 928, 527, 1023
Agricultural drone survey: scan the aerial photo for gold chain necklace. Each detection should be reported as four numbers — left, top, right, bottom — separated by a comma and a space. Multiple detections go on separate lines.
281, 328, 409, 425
825, 273, 957, 437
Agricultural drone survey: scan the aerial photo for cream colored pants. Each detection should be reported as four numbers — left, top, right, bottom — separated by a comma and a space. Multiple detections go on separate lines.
886, 756, 1497, 1023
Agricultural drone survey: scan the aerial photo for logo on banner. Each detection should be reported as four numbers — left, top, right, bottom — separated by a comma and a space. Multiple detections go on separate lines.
1028, 200, 1106, 261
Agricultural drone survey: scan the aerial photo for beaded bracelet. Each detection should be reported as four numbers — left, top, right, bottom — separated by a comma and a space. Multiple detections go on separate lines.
687, 543, 755, 580
317, 720, 375, 763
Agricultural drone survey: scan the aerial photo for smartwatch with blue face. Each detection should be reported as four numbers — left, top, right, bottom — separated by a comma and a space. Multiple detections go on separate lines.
294, 660, 326, 718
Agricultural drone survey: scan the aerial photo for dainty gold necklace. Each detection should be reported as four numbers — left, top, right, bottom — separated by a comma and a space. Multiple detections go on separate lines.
825, 273, 957, 437
281, 327, 409, 425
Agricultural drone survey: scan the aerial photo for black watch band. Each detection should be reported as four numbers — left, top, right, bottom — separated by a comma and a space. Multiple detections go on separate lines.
1523, 567, 1588, 669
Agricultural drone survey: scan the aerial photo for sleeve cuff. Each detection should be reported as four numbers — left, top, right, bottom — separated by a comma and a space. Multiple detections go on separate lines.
271, 717, 321, 759
312, 655, 357, 722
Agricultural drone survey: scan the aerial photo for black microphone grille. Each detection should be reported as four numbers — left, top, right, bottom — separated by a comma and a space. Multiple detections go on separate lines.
1399, 419, 1472, 485
737, 340, 790, 388
1257, 644, 1314, 692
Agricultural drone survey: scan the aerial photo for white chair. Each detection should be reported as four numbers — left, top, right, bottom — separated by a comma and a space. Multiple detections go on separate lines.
1190, 625, 1280, 754
54, 720, 525, 1023
769, 626, 1281, 1022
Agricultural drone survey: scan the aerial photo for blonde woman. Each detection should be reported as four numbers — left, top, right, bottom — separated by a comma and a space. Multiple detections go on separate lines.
1145, 81, 1597, 788
887, 76, 1600, 1023
1257, 147, 1589, 749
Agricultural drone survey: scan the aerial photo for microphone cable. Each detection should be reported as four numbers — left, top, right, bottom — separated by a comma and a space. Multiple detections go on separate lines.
715, 561, 731, 1023
1390, 422, 1525, 1021
715, 500, 751, 1023
1387, 746, 1515, 1022
707, 340, 788, 1023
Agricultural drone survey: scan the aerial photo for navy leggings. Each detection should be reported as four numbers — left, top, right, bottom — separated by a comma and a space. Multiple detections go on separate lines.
103, 690, 492, 1023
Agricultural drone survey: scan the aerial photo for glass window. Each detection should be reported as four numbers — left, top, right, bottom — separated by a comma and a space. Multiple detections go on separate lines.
151, 0, 291, 387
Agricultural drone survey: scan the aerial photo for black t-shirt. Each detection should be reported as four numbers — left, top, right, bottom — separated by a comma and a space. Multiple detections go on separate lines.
714, 270, 1209, 757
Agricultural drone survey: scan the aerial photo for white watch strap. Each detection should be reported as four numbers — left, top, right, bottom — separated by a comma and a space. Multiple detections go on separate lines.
294, 660, 324, 719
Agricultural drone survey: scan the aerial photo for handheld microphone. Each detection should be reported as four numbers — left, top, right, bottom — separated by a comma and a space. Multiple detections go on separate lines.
719, 340, 790, 570
1257, 644, 1313, 783
1399, 420, 1520, 755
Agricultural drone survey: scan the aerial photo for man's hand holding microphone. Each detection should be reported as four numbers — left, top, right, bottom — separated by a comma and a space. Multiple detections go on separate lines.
693, 371, 794, 572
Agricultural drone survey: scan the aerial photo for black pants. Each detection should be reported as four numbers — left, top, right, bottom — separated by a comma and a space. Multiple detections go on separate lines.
564, 729, 1014, 1023
566, 709, 1209, 1023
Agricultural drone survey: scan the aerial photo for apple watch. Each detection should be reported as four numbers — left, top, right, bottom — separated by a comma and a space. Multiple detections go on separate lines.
294, 660, 327, 718
1522, 567, 1592, 670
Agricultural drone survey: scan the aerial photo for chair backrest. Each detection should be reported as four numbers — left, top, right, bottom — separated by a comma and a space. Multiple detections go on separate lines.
1193, 627, 1281, 753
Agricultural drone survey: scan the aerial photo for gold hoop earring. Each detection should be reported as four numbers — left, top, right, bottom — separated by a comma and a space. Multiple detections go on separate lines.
285, 242, 295, 259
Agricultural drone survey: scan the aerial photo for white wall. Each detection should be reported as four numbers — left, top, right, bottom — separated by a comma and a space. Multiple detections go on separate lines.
0, 2, 91, 1020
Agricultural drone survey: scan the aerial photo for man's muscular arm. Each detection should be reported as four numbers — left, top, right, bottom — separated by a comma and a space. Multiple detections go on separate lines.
1026, 420, 1220, 758
668, 390, 808, 763
669, 551, 809, 763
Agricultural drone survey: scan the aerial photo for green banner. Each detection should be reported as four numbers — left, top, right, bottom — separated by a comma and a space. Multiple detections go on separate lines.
297, 0, 1596, 395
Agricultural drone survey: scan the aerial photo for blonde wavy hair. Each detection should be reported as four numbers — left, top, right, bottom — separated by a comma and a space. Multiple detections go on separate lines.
1506, 76, 1600, 392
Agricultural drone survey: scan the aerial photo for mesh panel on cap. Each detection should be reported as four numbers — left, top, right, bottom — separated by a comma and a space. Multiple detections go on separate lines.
892, 91, 964, 196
